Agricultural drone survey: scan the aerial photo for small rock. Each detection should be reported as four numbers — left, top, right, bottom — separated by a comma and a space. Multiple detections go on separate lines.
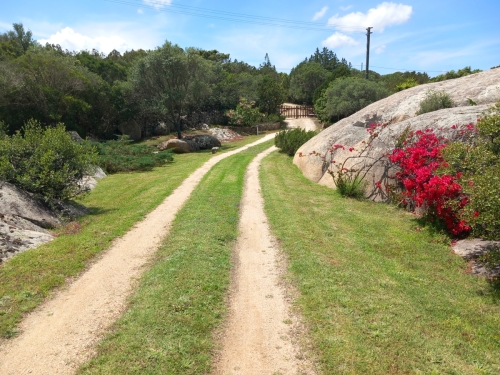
157, 139, 192, 154
452, 239, 500, 278
212, 147, 219, 154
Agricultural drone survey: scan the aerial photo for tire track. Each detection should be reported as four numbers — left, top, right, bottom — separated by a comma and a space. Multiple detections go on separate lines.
0, 134, 276, 375
212, 146, 315, 375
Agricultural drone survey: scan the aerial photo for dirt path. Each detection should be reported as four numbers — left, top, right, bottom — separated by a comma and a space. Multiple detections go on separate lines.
212, 147, 315, 375
284, 117, 319, 132
0, 134, 276, 375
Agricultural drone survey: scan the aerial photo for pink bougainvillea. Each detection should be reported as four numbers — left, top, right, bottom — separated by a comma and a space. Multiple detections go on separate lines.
388, 128, 471, 236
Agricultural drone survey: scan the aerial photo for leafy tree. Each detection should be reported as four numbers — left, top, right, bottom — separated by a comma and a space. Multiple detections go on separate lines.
257, 75, 286, 114
195, 49, 230, 63
130, 41, 213, 139
75, 49, 128, 84
288, 62, 329, 104
259, 53, 278, 77
0, 47, 112, 136
430, 66, 481, 82
312, 63, 352, 104
316, 77, 390, 123
307, 47, 351, 71
0, 23, 36, 60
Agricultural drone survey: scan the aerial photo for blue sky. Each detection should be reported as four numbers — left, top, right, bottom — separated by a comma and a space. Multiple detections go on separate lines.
2, 0, 499, 77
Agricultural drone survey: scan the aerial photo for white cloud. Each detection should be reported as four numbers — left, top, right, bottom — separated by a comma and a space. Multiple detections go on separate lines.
312, 6, 328, 21
143, 0, 172, 10
328, 2, 412, 32
39, 27, 131, 54
0, 21, 12, 31
322, 32, 359, 48
375, 44, 386, 54
137, 8, 144, 14
340, 5, 352, 11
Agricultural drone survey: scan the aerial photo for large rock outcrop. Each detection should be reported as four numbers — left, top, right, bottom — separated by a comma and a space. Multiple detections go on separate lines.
294, 68, 500, 199
0, 182, 89, 262
183, 134, 221, 149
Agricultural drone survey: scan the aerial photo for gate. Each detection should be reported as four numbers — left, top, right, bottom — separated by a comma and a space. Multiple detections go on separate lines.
278, 105, 316, 119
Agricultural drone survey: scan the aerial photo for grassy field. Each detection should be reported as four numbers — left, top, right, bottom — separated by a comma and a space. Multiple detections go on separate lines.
0, 134, 268, 338
260, 151, 500, 375
78, 140, 274, 374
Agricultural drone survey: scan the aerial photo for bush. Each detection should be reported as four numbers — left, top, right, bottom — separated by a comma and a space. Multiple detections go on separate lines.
416, 90, 454, 115
389, 128, 470, 236
275, 128, 317, 156
225, 98, 264, 126
395, 78, 419, 91
439, 103, 500, 239
261, 113, 285, 124
0, 119, 98, 201
95, 137, 174, 174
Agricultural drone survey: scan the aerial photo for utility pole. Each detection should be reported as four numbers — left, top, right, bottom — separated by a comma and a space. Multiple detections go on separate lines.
365, 27, 372, 79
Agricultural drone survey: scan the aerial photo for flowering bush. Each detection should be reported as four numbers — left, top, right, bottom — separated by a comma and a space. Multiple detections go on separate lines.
225, 98, 264, 127
388, 128, 471, 236
303, 123, 388, 199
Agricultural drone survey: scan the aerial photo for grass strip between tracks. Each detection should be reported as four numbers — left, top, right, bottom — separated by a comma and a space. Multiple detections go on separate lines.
0, 134, 268, 338
78, 140, 274, 374
260, 151, 500, 375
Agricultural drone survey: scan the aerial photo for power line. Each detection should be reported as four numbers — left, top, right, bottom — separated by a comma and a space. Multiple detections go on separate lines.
104, 0, 368, 32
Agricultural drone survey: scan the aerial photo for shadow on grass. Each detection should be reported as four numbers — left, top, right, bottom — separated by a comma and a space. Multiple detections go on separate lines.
85, 206, 116, 216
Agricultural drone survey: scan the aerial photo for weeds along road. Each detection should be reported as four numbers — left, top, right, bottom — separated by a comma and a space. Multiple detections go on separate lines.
0, 134, 276, 375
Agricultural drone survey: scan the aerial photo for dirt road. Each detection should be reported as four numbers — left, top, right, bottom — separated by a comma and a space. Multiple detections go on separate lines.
285, 118, 319, 131
212, 147, 315, 375
0, 134, 276, 375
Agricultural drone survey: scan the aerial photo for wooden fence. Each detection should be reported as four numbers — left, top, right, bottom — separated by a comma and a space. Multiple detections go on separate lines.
278, 105, 316, 119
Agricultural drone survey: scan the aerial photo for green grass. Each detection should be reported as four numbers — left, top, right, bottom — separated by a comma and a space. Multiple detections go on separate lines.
78, 140, 274, 374
260, 151, 500, 375
0, 149, 217, 338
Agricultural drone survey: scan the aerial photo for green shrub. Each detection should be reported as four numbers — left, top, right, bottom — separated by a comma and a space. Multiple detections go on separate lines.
440, 102, 500, 239
95, 138, 173, 174
395, 78, 418, 91
274, 128, 317, 156
0, 119, 98, 201
416, 90, 454, 115
332, 172, 366, 199
225, 98, 264, 126
261, 113, 285, 124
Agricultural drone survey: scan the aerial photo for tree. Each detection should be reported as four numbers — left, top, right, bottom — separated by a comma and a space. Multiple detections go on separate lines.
316, 77, 390, 123
312, 63, 352, 104
0, 47, 112, 136
288, 62, 329, 104
259, 53, 278, 77
257, 75, 286, 114
130, 41, 213, 139
0, 23, 36, 60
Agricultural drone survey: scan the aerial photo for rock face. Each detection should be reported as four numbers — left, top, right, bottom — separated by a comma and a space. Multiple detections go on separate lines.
0, 182, 90, 262
183, 134, 222, 149
118, 119, 142, 141
294, 68, 500, 198
0, 182, 61, 229
157, 139, 193, 153
0, 213, 55, 262
209, 127, 243, 142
